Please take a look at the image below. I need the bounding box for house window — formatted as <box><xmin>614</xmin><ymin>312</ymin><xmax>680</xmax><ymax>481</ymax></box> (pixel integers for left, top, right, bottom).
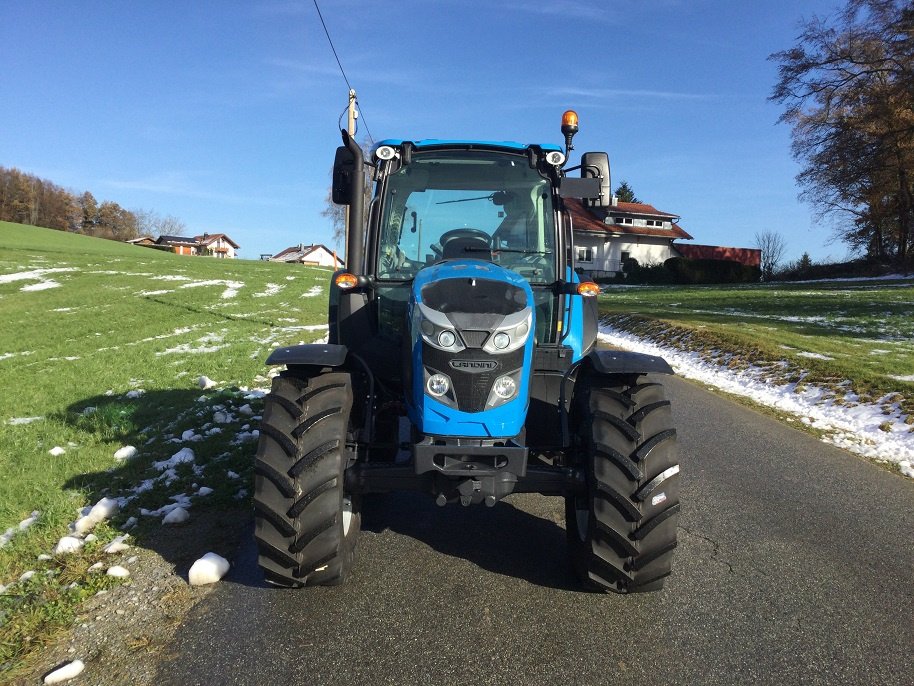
<box><xmin>619</xmin><ymin>217</ymin><xmax>633</xmax><ymax>225</ymax></box>
<box><xmin>576</xmin><ymin>247</ymin><xmax>593</xmax><ymax>263</ymax></box>
<box><xmin>621</xmin><ymin>251</ymin><xmax>630</xmax><ymax>262</ymax></box>
<box><xmin>645</xmin><ymin>219</ymin><xmax>667</xmax><ymax>228</ymax></box>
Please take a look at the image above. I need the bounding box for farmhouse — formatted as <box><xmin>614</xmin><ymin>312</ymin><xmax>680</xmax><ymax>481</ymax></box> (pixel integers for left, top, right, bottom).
<box><xmin>271</xmin><ymin>243</ymin><xmax>343</xmax><ymax>268</ymax></box>
<box><xmin>568</xmin><ymin>198</ymin><xmax>760</xmax><ymax>277</ymax></box>
<box><xmin>154</xmin><ymin>233</ymin><xmax>240</xmax><ymax>258</ymax></box>
<box><xmin>568</xmin><ymin>198</ymin><xmax>692</xmax><ymax>278</ymax></box>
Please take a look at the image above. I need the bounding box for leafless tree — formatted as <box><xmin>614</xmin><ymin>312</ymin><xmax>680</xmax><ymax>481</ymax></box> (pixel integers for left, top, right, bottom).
<box><xmin>755</xmin><ymin>231</ymin><xmax>788</xmax><ymax>280</ymax></box>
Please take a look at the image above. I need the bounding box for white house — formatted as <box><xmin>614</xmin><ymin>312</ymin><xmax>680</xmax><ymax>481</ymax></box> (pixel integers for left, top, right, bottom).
<box><xmin>153</xmin><ymin>232</ymin><xmax>240</xmax><ymax>258</ymax></box>
<box><xmin>567</xmin><ymin>198</ymin><xmax>693</xmax><ymax>278</ymax></box>
<box><xmin>194</xmin><ymin>233</ymin><xmax>240</xmax><ymax>258</ymax></box>
<box><xmin>271</xmin><ymin>243</ymin><xmax>343</xmax><ymax>268</ymax></box>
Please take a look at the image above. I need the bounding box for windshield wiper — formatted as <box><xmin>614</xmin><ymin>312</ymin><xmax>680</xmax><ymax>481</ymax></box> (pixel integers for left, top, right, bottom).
<box><xmin>435</xmin><ymin>194</ymin><xmax>494</xmax><ymax>205</ymax></box>
<box><xmin>493</xmin><ymin>248</ymin><xmax>554</xmax><ymax>255</ymax></box>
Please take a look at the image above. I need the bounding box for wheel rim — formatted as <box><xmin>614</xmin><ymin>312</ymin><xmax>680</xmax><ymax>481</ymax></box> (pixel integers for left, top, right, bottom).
<box><xmin>341</xmin><ymin>496</ymin><xmax>353</xmax><ymax>537</ymax></box>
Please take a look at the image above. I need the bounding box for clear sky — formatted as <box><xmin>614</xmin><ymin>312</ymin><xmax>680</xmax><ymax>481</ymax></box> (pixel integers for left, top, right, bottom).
<box><xmin>1</xmin><ymin>0</ymin><xmax>846</xmax><ymax>262</ymax></box>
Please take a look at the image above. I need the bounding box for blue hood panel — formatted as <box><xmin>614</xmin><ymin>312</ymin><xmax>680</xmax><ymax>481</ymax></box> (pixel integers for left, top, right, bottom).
<box><xmin>407</xmin><ymin>260</ymin><xmax>535</xmax><ymax>439</ymax></box>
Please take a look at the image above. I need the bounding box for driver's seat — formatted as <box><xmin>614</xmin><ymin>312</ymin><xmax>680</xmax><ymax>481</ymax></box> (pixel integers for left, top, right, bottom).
<box><xmin>442</xmin><ymin>236</ymin><xmax>491</xmax><ymax>260</ymax></box>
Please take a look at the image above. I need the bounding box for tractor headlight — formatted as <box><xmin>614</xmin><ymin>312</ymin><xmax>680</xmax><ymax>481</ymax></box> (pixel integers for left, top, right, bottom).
<box><xmin>415</xmin><ymin>304</ymin><xmax>465</xmax><ymax>352</ymax></box>
<box><xmin>482</xmin><ymin>311</ymin><xmax>533</xmax><ymax>354</ymax></box>
<box><xmin>492</xmin><ymin>375</ymin><xmax>516</xmax><ymax>399</ymax></box>
<box><xmin>427</xmin><ymin>373</ymin><xmax>450</xmax><ymax>397</ymax></box>
<box><xmin>438</xmin><ymin>330</ymin><xmax>456</xmax><ymax>348</ymax></box>
<box><xmin>485</xmin><ymin>370</ymin><xmax>522</xmax><ymax>409</ymax></box>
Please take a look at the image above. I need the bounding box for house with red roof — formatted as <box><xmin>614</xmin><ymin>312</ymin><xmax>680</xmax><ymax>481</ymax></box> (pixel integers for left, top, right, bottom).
<box><xmin>568</xmin><ymin>198</ymin><xmax>761</xmax><ymax>277</ymax></box>
<box><xmin>567</xmin><ymin>198</ymin><xmax>693</xmax><ymax>278</ymax></box>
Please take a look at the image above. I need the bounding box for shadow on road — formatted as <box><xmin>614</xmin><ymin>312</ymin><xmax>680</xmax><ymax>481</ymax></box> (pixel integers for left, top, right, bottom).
<box><xmin>360</xmin><ymin>491</ymin><xmax>583</xmax><ymax>591</ymax></box>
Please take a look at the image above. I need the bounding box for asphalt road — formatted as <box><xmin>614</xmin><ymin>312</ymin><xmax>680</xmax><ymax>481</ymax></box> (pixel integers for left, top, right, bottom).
<box><xmin>158</xmin><ymin>376</ymin><xmax>914</xmax><ymax>686</ymax></box>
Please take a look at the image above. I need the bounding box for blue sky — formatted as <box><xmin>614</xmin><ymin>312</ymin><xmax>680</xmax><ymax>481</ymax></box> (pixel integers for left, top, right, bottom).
<box><xmin>1</xmin><ymin>0</ymin><xmax>845</xmax><ymax>262</ymax></box>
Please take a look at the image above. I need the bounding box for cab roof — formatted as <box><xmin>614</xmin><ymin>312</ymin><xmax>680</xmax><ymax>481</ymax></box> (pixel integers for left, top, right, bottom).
<box><xmin>374</xmin><ymin>139</ymin><xmax>563</xmax><ymax>154</ymax></box>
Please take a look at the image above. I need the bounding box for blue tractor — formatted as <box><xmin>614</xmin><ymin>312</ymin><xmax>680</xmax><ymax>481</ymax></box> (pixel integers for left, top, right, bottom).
<box><xmin>254</xmin><ymin>112</ymin><xmax>680</xmax><ymax>592</ymax></box>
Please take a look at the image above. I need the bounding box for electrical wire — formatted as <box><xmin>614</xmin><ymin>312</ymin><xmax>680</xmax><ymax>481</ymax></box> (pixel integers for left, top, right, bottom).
<box><xmin>312</xmin><ymin>0</ymin><xmax>374</xmax><ymax>144</ymax></box>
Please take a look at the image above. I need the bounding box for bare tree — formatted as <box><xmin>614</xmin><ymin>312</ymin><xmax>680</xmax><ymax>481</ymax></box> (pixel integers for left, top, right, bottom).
<box><xmin>769</xmin><ymin>0</ymin><xmax>914</xmax><ymax>263</ymax></box>
<box><xmin>134</xmin><ymin>208</ymin><xmax>187</xmax><ymax>237</ymax></box>
<box><xmin>755</xmin><ymin>231</ymin><xmax>788</xmax><ymax>280</ymax></box>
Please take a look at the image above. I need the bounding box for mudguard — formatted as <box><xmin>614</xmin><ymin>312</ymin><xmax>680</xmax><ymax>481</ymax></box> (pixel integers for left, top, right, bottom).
<box><xmin>266</xmin><ymin>343</ymin><xmax>348</xmax><ymax>367</ymax></box>
<box><xmin>587</xmin><ymin>349</ymin><xmax>674</xmax><ymax>376</ymax></box>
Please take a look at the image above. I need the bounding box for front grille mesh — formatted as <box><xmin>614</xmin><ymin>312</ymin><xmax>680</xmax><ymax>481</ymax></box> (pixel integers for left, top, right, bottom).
<box><xmin>460</xmin><ymin>330</ymin><xmax>489</xmax><ymax>348</ymax></box>
<box><xmin>423</xmin><ymin>344</ymin><xmax>524</xmax><ymax>412</ymax></box>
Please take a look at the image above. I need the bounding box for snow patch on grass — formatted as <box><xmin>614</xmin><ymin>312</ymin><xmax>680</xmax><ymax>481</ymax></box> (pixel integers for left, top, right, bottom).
<box><xmin>598</xmin><ymin>322</ymin><xmax>914</xmax><ymax>477</ymax></box>
<box><xmin>302</xmin><ymin>285</ymin><xmax>323</xmax><ymax>298</ymax></box>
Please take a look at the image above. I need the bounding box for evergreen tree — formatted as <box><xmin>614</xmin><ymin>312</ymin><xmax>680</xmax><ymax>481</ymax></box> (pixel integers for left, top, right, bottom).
<box><xmin>614</xmin><ymin>180</ymin><xmax>640</xmax><ymax>203</ymax></box>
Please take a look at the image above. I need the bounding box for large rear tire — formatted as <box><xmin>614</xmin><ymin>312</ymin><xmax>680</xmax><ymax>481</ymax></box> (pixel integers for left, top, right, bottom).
<box><xmin>566</xmin><ymin>375</ymin><xmax>680</xmax><ymax>593</ymax></box>
<box><xmin>254</xmin><ymin>370</ymin><xmax>361</xmax><ymax>587</ymax></box>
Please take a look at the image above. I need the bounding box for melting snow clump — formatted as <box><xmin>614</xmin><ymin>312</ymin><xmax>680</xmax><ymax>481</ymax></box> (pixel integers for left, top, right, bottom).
<box><xmin>162</xmin><ymin>507</ymin><xmax>190</xmax><ymax>525</ymax></box>
<box><xmin>43</xmin><ymin>659</ymin><xmax>85</xmax><ymax>684</ymax></box>
<box><xmin>188</xmin><ymin>552</ymin><xmax>230</xmax><ymax>586</ymax></box>
<box><xmin>198</xmin><ymin>375</ymin><xmax>217</xmax><ymax>389</ymax></box>
<box><xmin>113</xmin><ymin>445</ymin><xmax>138</xmax><ymax>462</ymax></box>
<box><xmin>54</xmin><ymin>536</ymin><xmax>84</xmax><ymax>555</ymax></box>
<box><xmin>48</xmin><ymin>446</ymin><xmax>66</xmax><ymax>456</ymax></box>
<box><xmin>106</xmin><ymin>565</ymin><xmax>131</xmax><ymax>578</ymax></box>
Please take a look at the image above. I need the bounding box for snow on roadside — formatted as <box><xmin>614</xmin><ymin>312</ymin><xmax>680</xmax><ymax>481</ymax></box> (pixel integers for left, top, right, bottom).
<box><xmin>598</xmin><ymin>322</ymin><xmax>914</xmax><ymax>478</ymax></box>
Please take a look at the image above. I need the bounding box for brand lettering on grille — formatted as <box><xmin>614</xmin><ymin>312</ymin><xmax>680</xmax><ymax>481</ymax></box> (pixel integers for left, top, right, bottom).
<box><xmin>449</xmin><ymin>359</ymin><xmax>499</xmax><ymax>372</ymax></box>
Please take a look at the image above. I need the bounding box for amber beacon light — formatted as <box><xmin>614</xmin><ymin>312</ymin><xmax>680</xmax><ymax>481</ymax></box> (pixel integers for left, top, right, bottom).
<box><xmin>577</xmin><ymin>281</ymin><xmax>600</xmax><ymax>297</ymax></box>
<box><xmin>334</xmin><ymin>273</ymin><xmax>359</xmax><ymax>290</ymax></box>
<box><xmin>561</xmin><ymin>110</ymin><xmax>579</xmax><ymax>153</ymax></box>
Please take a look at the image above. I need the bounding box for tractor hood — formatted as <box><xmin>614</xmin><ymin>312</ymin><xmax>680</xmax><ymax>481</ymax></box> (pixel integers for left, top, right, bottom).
<box><xmin>407</xmin><ymin>260</ymin><xmax>536</xmax><ymax>438</ymax></box>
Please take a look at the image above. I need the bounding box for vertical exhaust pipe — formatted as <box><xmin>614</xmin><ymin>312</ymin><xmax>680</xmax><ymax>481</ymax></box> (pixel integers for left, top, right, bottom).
<box><xmin>341</xmin><ymin>129</ymin><xmax>365</xmax><ymax>274</ymax></box>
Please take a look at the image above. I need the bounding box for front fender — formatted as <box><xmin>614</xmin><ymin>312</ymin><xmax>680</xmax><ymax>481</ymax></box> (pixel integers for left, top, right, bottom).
<box><xmin>587</xmin><ymin>349</ymin><xmax>674</xmax><ymax>376</ymax></box>
<box><xmin>265</xmin><ymin>343</ymin><xmax>348</xmax><ymax>367</ymax></box>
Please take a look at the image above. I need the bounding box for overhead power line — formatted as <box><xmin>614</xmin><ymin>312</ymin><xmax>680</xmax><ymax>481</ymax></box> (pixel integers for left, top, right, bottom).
<box><xmin>312</xmin><ymin>0</ymin><xmax>374</xmax><ymax>144</ymax></box>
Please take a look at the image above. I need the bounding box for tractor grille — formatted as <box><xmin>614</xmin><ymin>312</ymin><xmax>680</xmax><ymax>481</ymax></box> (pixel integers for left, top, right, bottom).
<box><xmin>460</xmin><ymin>330</ymin><xmax>489</xmax><ymax>348</ymax></box>
<box><xmin>423</xmin><ymin>343</ymin><xmax>524</xmax><ymax>413</ymax></box>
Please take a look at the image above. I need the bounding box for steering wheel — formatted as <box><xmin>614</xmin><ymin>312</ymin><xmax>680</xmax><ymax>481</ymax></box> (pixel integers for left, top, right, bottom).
<box><xmin>439</xmin><ymin>228</ymin><xmax>492</xmax><ymax>248</ymax></box>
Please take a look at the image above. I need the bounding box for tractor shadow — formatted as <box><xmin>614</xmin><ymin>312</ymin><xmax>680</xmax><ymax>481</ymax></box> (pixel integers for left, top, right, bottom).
<box><xmin>60</xmin><ymin>388</ymin><xmax>256</xmax><ymax>584</ymax></box>
<box><xmin>360</xmin><ymin>491</ymin><xmax>582</xmax><ymax>591</ymax></box>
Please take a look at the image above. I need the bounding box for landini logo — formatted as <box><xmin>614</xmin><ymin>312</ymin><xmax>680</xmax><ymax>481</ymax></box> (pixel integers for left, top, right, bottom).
<box><xmin>449</xmin><ymin>359</ymin><xmax>498</xmax><ymax>372</ymax></box>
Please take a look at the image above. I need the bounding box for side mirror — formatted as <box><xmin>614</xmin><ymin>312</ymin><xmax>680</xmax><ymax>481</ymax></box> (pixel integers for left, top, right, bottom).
<box><xmin>332</xmin><ymin>145</ymin><xmax>356</xmax><ymax>205</ymax></box>
<box><xmin>581</xmin><ymin>152</ymin><xmax>611</xmax><ymax>208</ymax></box>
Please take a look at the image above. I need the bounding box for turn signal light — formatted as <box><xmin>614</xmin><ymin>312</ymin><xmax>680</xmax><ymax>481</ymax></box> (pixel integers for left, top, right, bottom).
<box><xmin>334</xmin><ymin>273</ymin><xmax>359</xmax><ymax>290</ymax></box>
<box><xmin>577</xmin><ymin>281</ymin><xmax>600</xmax><ymax>297</ymax></box>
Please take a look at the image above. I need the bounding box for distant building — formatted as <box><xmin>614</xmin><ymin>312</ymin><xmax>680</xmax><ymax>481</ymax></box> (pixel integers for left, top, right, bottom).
<box><xmin>271</xmin><ymin>244</ymin><xmax>342</xmax><ymax>269</ymax></box>
<box><xmin>126</xmin><ymin>235</ymin><xmax>157</xmax><ymax>246</ymax></box>
<box><xmin>672</xmin><ymin>243</ymin><xmax>761</xmax><ymax>267</ymax></box>
<box><xmin>568</xmin><ymin>198</ymin><xmax>759</xmax><ymax>277</ymax></box>
<box><xmin>153</xmin><ymin>233</ymin><xmax>240</xmax><ymax>258</ymax></box>
<box><xmin>567</xmin><ymin>198</ymin><xmax>692</xmax><ymax>278</ymax></box>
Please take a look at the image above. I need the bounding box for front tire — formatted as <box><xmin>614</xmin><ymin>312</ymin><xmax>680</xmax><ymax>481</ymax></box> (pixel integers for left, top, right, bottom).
<box><xmin>566</xmin><ymin>375</ymin><xmax>680</xmax><ymax>593</ymax></box>
<box><xmin>254</xmin><ymin>370</ymin><xmax>361</xmax><ymax>587</ymax></box>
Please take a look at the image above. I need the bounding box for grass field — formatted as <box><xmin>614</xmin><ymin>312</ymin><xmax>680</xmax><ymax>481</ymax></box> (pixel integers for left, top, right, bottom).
<box><xmin>0</xmin><ymin>221</ymin><xmax>332</xmax><ymax>670</ymax></box>
<box><xmin>598</xmin><ymin>279</ymin><xmax>914</xmax><ymax>420</ymax></box>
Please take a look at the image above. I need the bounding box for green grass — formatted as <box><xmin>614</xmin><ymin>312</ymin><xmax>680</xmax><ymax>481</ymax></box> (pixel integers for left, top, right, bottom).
<box><xmin>598</xmin><ymin>280</ymin><xmax>914</xmax><ymax>414</ymax></box>
<box><xmin>0</xmin><ymin>221</ymin><xmax>332</xmax><ymax>670</ymax></box>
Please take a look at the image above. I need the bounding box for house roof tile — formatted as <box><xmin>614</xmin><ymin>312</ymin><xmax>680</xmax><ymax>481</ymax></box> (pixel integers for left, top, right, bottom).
<box><xmin>566</xmin><ymin>199</ymin><xmax>693</xmax><ymax>239</ymax></box>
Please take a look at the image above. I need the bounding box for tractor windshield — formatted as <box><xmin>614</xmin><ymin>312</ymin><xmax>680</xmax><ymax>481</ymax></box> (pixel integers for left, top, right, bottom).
<box><xmin>377</xmin><ymin>150</ymin><xmax>556</xmax><ymax>284</ymax></box>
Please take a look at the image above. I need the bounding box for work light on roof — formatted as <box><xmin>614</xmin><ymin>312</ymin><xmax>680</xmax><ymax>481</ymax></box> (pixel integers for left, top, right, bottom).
<box><xmin>376</xmin><ymin>145</ymin><xmax>397</xmax><ymax>161</ymax></box>
<box><xmin>545</xmin><ymin>150</ymin><xmax>565</xmax><ymax>167</ymax></box>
